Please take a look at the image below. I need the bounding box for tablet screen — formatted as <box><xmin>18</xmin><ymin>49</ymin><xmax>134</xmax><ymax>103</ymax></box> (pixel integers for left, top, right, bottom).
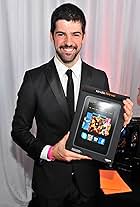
<box><xmin>73</xmin><ymin>96</ymin><xmax>121</xmax><ymax>155</ymax></box>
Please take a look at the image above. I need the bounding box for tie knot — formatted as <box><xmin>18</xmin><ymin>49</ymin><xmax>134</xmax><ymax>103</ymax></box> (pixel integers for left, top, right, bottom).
<box><xmin>66</xmin><ymin>69</ymin><xmax>72</xmax><ymax>78</ymax></box>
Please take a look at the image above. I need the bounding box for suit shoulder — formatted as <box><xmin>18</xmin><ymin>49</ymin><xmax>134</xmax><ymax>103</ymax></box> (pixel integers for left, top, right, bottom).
<box><xmin>24</xmin><ymin>59</ymin><xmax>54</xmax><ymax>79</ymax></box>
<box><xmin>82</xmin><ymin>61</ymin><xmax>107</xmax><ymax>76</ymax></box>
<box><xmin>26</xmin><ymin>62</ymin><xmax>48</xmax><ymax>76</ymax></box>
<box><xmin>82</xmin><ymin>61</ymin><xmax>109</xmax><ymax>90</ymax></box>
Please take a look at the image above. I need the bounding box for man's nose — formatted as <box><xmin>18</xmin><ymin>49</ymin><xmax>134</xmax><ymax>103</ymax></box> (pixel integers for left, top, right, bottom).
<box><xmin>64</xmin><ymin>35</ymin><xmax>73</xmax><ymax>46</ymax></box>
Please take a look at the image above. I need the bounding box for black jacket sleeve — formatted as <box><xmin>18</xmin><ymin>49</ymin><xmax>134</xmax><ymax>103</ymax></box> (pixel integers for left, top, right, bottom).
<box><xmin>11</xmin><ymin>71</ymin><xmax>45</xmax><ymax>160</ymax></box>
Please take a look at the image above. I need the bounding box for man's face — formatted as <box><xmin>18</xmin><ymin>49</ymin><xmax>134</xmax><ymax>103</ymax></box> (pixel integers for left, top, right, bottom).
<box><xmin>51</xmin><ymin>20</ymin><xmax>85</xmax><ymax>66</ymax></box>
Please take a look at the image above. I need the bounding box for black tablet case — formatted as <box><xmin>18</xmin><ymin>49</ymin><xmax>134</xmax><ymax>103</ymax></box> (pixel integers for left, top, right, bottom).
<box><xmin>66</xmin><ymin>85</ymin><xmax>129</xmax><ymax>165</ymax></box>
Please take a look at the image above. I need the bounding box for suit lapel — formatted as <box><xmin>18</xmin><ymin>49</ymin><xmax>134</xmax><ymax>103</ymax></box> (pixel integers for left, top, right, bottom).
<box><xmin>78</xmin><ymin>61</ymin><xmax>90</xmax><ymax>98</ymax></box>
<box><xmin>44</xmin><ymin>59</ymin><xmax>69</xmax><ymax>120</ymax></box>
<box><xmin>43</xmin><ymin>60</ymin><xmax>92</xmax><ymax>121</ymax></box>
<box><xmin>80</xmin><ymin>61</ymin><xmax>92</xmax><ymax>87</ymax></box>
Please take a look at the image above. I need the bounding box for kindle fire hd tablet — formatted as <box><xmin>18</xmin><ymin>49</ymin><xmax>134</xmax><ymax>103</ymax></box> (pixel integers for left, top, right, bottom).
<box><xmin>66</xmin><ymin>86</ymin><xmax>129</xmax><ymax>165</ymax></box>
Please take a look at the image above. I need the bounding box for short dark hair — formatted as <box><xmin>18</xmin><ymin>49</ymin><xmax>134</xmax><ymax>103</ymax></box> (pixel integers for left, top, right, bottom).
<box><xmin>50</xmin><ymin>3</ymin><xmax>86</xmax><ymax>34</ymax></box>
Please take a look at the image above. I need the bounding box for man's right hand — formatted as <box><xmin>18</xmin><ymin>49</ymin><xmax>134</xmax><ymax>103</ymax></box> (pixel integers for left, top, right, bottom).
<box><xmin>51</xmin><ymin>132</ymin><xmax>92</xmax><ymax>162</ymax></box>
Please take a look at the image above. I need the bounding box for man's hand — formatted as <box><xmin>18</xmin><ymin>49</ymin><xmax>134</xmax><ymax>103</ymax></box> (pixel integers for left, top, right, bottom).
<box><xmin>51</xmin><ymin>132</ymin><xmax>92</xmax><ymax>162</ymax></box>
<box><xmin>123</xmin><ymin>98</ymin><xmax>133</xmax><ymax>127</ymax></box>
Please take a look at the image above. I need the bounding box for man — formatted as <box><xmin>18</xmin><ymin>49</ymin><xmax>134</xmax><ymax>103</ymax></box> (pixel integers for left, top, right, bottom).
<box><xmin>11</xmin><ymin>3</ymin><xmax>133</xmax><ymax>207</ymax></box>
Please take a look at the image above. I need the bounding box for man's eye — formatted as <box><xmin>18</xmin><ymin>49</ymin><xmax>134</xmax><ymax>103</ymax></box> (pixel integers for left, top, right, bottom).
<box><xmin>57</xmin><ymin>33</ymin><xmax>64</xmax><ymax>36</ymax></box>
<box><xmin>73</xmin><ymin>33</ymin><xmax>81</xmax><ymax>37</ymax></box>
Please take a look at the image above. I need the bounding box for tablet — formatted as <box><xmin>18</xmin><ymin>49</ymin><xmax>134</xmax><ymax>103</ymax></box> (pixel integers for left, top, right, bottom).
<box><xmin>66</xmin><ymin>86</ymin><xmax>129</xmax><ymax>164</ymax></box>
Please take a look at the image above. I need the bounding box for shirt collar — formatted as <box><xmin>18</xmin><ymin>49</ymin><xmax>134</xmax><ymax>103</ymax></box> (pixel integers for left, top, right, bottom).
<box><xmin>54</xmin><ymin>56</ymin><xmax>82</xmax><ymax>79</ymax></box>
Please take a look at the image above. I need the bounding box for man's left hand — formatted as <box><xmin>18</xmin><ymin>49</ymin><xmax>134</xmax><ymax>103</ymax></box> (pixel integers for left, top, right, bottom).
<box><xmin>123</xmin><ymin>98</ymin><xmax>133</xmax><ymax>127</ymax></box>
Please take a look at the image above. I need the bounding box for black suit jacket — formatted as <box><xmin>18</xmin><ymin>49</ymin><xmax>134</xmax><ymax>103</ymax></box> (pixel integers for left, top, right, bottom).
<box><xmin>11</xmin><ymin>58</ymin><xmax>109</xmax><ymax>198</ymax></box>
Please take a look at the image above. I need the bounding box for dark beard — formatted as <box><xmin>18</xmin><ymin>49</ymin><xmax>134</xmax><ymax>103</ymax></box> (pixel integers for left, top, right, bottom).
<box><xmin>56</xmin><ymin>51</ymin><xmax>79</xmax><ymax>64</ymax></box>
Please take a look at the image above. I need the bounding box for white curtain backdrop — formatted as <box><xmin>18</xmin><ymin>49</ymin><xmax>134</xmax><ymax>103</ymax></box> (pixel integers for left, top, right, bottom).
<box><xmin>0</xmin><ymin>0</ymin><xmax>140</xmax><ymax>206</ymax></box>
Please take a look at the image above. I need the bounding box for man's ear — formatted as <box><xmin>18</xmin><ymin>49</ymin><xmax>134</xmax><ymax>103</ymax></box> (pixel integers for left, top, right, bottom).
<box><xmin>82</xmin><ymin>33</ymin><xmax>86</xmax><ymax>44</ymax></box>
<box><xmin>50</xmin><ymin>32</ymin><xmax>54</xmax><ymax>42</ymax></box>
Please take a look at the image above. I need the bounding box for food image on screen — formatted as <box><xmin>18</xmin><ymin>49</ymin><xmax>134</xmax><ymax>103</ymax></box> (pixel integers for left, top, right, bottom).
<box><xmin>82</xmin><ymin>112</ymin><xmax>111</xmax><ymax>136</ymax></box>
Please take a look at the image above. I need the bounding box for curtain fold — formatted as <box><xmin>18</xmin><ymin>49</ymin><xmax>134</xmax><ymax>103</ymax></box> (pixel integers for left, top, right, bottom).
<box><xmin>0</xmin><ymin>0</ymin><xmax>140</xmax><ymax>206</ymax></box>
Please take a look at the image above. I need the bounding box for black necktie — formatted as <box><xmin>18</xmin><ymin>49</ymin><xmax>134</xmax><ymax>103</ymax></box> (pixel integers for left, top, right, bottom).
<box><xmin>66</xmin><ymin>69</ymin><xmax>75</xmax><ymax>124</ymax></box>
